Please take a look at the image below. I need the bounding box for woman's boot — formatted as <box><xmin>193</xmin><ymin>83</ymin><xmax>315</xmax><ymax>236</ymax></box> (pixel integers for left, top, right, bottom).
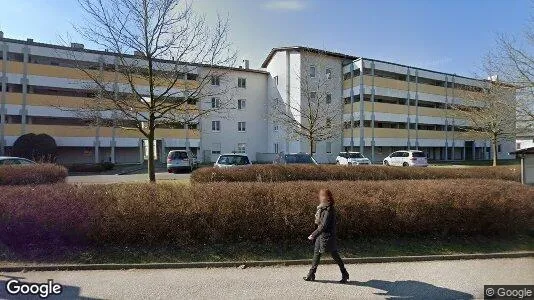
<box><xmin>339</xmin><ymin>269</ymin><xmax>349</xmax><ymax>283</ymax></box>
<box><xmin>303</xmin><ymin>269</ymin><xmax>316</xmax><ymax>281</ymax></box>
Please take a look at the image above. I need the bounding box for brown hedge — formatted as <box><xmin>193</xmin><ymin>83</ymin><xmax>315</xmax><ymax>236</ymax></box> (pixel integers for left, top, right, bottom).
<box><xmin>0</xmin><ymin>163</ymin><xmax>68</xmax><ymax>185</ymax></box>
<box><xmin>191</xmin><ymin>164</ymin><xmax>520</xmax><ymax>183</ymax></box>
<box><xmin>1</xmin><ymin>179</ymin><xmax>532</xmax><ymax>248</ymax></box>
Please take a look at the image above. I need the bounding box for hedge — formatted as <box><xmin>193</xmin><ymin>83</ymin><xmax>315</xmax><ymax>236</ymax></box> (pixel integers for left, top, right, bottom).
<box><xmin>1</xmin><ymin>179</ymin><xmax>532</xmax><ymax>248</ymax></box>
<box><xmin>191</xmin><ymin>164</ymin><xmax>521</xmax><ymax>183</ymax></box>
<box><xmin>0</xmin><ymin>163</ymin><xmax>68</xmax><ymax>185</ymax></box>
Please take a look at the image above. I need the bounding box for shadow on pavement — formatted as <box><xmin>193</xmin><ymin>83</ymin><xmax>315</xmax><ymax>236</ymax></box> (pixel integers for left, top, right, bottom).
<box><xmin>315</xmin><ymin>279</ymin><xmax>473</xmax><ymax>299</ymax></box>
<box><xmin>0</xmin><ymin>275</ymin><xmax>101</xmax><ymax>300</ymax></box>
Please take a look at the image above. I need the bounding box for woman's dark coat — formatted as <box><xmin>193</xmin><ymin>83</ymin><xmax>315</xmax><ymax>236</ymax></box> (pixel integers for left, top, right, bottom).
<box><xmin>311</xmin><ymin>205</ymin><xmax>338</xmax><ymax>253</ymax></box>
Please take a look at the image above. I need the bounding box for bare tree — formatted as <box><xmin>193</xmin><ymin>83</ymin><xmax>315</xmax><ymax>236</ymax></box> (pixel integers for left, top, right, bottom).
<box><xmin>486</xmin><ymin>22</ymin><xmax>534</xmax><ymax>132</ymax></box>
<box><xmin>451</xmin><ymin>79</ymin><xmax>517</xmax><ymax>166</ymax></box>
<box><xmin>65</xmin><ymin>0</ymin><xmax>236</xmax><ymax>182</ymax></box>
<box><xmin>269</xmin><ymin>54</ymin><xmax>341</xmax><ymax>156</ymax></box>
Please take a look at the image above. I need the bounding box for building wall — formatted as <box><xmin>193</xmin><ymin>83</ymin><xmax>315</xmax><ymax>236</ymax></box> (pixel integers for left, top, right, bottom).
<box><xmin>517</xmin><ymin>136</ymin><xmax>534</xmax><ymax>150</ymax></box>
<box><xmin>341</xmin><ymin>58</ymin><xmax>516</xmax><ymax>162</ymax></box>
<box><xmin>199</xmin><ymin>69</ymin><xmax>269</xmax><ymax>163</ymax></box>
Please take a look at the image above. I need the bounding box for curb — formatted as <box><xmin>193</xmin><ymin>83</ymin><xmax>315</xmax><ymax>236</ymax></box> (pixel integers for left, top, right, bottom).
<box><xmin>1</xmin><ymin>251</ymin><xmax>532</xmax><ymax>272</ymax></box>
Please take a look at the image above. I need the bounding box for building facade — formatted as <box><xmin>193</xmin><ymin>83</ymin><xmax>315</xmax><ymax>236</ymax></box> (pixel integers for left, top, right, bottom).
<box><xmin>0</xmin><ymin>34</ymin><xmax>515</xmax><ymax>164</ymax></box>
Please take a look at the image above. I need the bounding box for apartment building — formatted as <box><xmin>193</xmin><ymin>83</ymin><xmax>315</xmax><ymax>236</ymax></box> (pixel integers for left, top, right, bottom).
<box><xmin>263</xmin><ymin>47</ymin><xmax>516</xmax><ymax>163</ymax></box>
<box><xmin>0</xmin><ymin>33</ymin><xmax>268</xmax><ymax>164</ymax></box>
<box><xmin>0</xmin><ymin>33</ymin><xmax>515</xmax><ymax>164</ymax></box>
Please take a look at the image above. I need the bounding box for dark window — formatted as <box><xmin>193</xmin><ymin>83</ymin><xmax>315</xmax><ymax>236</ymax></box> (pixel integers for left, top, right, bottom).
<box><xmin>412</xmin><ymin>152</ymin><xmax>426</xmax><ymax>157</ymax></box>
<box><xmin>217</xmin><ymin>155</ymin><xmax>250</xmax><ymax>165</ymax></box>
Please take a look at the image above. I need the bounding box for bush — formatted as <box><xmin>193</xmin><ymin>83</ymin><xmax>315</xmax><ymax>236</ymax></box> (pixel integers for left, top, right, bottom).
<box><xmin>0</xmin><ymin>163</ymin><xmax>68</xmax><ymax>185</ymax></box>
<box><xmin>12</xmin><ymin>133</ymin><xmax>57</xmax><ymax>162</ymax></box>
<box><xmin>191</xmin><ymin>164</ymin><xmax>520</xmax><ymax>183</ymax></box>
<box><xmin>0</xmin><ymin>179</ymin><xmax>531</xmax><ymax>248</ymax></box>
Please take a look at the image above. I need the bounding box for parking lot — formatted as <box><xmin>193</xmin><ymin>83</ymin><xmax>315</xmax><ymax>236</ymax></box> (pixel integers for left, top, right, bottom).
<box><xmin>67</xmin><ymin>172</ymin><xmax>191</xmax><ymax>184</ymax></box>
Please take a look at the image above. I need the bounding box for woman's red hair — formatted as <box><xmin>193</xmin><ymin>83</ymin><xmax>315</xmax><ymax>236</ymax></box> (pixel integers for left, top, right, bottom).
<box><xmin>319</xmin><ymin>189</ymin><xmax>334</xmax><ymax>205</ymax></box>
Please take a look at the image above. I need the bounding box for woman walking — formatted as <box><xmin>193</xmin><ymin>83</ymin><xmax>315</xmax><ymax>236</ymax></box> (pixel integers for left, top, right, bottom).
<box><xmin>303</xmin><ymin>189</ymin><xmax>349</xmax><ymax>283</ymax></box>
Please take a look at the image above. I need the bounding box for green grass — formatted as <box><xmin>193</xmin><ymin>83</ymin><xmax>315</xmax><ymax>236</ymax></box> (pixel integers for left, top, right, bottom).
<box><xmin>1</xmin><ymin>235</ymin><xmax>532</xmax><ymax>266</ymax></box>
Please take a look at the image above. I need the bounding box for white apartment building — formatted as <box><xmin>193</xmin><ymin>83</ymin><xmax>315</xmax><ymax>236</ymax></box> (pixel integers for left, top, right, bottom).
<box><xmin>0</xmin><ymin>34</ymin><xmax>515</xmax><ymax>164</ymax></box>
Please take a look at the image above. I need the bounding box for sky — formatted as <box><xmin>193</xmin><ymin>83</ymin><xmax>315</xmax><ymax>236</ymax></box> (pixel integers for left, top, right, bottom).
<box><xmin>0</xmin><ymin>0</ymin><xmax>531</xmax><ymax>77</ymax></box>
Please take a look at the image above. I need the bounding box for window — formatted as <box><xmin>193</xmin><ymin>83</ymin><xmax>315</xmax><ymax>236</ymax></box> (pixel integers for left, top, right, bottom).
<box><xmin>326</xmin><ymin>93</ymin><xmax>332</xmax><ymax>104</ymax></box>
<box><xmin>309</xmin><ymin>65</ymin><xmax>316</xmax><ymax>78</ymax></box>
<box><xmin>498</xmin><ymin>144</ymin><xmax>502</xmax><ymax>153</ymax></box>
<box><xmin>274</xmin><ymin>76</ymin><xmax>279</xmax><ymax>86</ymax></box>
<box><xmin>237</xmin><ymin>143</ymin><xmax>247</xmax><ymax>153</ymax></box>
<box><xmin>238</xmin><ymin>121</ymin><xmax>246</xmax><ymax>132</ymax></box>
<box><xmin>211</xmin><ymin>143</ymin><xmax>221</xmax><ymax>155</ymax></box>
<box><xmin>211</xmin><ymin>76</ymin><xmax>220</xmax><ymax>86</ymax></box>
<box><xmin>238</xmin><ymin>77</ymin><xmax>247</xmax><ymax>88</ymax></box>
<box><xmin>326</xmin><ymin>68</ymin><xmax>332</xmax><ymax>79</ymax></box>
<box><xmin>309</xmin><ymin>91</ymin><xmax>317</xmax><ymax>100</ymax></box>
<box><xmin>326</xmin><ymin>142</ymin><xmax>332</xmax><ymax>153</ymax></box>
<box><xmin>274</xmin><ymin>143</ymin><xmax>279</xmax><ymax>154</ymax></box>
<box><xmin>273</xmin><ymin>124</ymin><xmax>279</xmax><ymax>131</ymax></box>
<box><xmin>326</xmin><ymin>118</ymin><xmax>331</xmax><ymax>128</ymax></box>
<box><xmin>211</xmin><ymin>121</ymin><xmax>221</xmax><ymax>132</ymax></box>
<box><xmin>238</xmin><ymin>99</ymin><xmax>246</xmax><ymax>110</ymax></box>
<box><xmin>211</xmin><ymin>98</ymin><xmax>220</xmax><ymax>109</ymax></box>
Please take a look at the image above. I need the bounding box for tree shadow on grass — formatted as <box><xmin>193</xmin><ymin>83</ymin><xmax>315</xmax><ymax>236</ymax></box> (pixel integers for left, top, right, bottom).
<box><xmin>0</xmin><ymin>274</ymin><xmax>102</xmax><ymax>299</ymax></box>
<box><xmin>315</xmin><ymin>279</ymin><xmax>473</xmax><ymax>299</ymax></box>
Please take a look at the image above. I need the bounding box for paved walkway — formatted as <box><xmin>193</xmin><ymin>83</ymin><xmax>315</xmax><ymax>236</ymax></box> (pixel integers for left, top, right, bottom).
<box><xmin>1</xmin><ymin>258</ymin><xmax>532</xmax><ymax>299</ymax></box>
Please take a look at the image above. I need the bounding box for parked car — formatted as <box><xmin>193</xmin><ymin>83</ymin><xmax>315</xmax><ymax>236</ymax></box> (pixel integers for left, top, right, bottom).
<box><xmin>383</xmin><ymin>150</ymin><xmax>428</xmax><ymax>167</ymax></box>
<box><xmin>167</xmin><ymin>150</ymin><xmax>198</xmax><ymax>173</ymax></box>
<box><xmin>214</xmin><ymin>153</ymin><xmax>252</xmax><ymax>168</ymax></box>
<box><xmin>0</xmin><ymin>157</ymin><xmax>36</xmax><ymax>165</ymax></box>
<box><xmin>336</xmin><ymin>152</ymin><xmax>371</xmax><ymax>165</ymax></box>
<box><xmin>273</xmin><ymin>153</ymin><xmax>318</xmax><ymax>165</ymax></box>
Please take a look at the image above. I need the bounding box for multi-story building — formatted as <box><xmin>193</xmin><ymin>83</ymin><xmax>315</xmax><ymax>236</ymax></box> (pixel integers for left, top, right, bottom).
<box><xmin>0</xmin><ymin>34</ymin><xmax>515</xmax><ymax>164</ymax></box>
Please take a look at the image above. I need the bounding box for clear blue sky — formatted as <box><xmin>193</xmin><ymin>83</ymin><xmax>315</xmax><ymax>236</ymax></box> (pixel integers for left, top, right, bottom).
<box><xmin>0</xmin><ymin>0</ymin><xmax>530</xmax><ymax>76</ymax></box>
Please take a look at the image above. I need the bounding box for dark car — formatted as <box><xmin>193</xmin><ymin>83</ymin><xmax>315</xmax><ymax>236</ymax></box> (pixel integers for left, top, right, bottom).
<box><xmin>273</xmin><ymin>153</ymin><xmax>318</xmax><ymax>165</ymax></box>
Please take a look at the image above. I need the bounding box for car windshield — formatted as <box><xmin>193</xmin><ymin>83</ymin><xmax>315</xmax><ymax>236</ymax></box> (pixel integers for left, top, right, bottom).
<box><xmin>348</xmin><ymin>153</ymin><xmax>364</xmax><ymax>158</ymax></box>
<box><xmin>169</xmin><ymin>152</ymin><xmax>188</xmax><ymax>160</ymax></box>
<box><xmin>411</xmin><ymin>152</ymin><xmax>426</xmax><ymax>158</ymax></box>
<box><xmin>217</xmin><ymin>155</ymin><xmax>250</xmax><ymax>165</ymax></box>
<box><xmin>284</xmin><ymin>154</ymin><xmax>315</xmax><ymax>164</ymax></box>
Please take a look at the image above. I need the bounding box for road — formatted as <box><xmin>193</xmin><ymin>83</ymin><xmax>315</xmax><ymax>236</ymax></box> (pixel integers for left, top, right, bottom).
<box><xmin>67</xmin><ymin>172</ymin><xmax>191</xmax><ymax>184</ymax></box>
<box><xmin>1</xmin><ymin>258</ymin><xmax>532</xmax><ymax>299</ymax></box>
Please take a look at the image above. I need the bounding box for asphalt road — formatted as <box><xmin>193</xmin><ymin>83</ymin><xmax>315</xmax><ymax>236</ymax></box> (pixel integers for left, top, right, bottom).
<box><xmin>1</xmin><ymin>258</ymin><xmax>532</xmax><ymax>299</ymax></box>
<box><xmin>67</xmin><ymin>172</ymin><xmax>191</xmax><ymax>184</ymax></box>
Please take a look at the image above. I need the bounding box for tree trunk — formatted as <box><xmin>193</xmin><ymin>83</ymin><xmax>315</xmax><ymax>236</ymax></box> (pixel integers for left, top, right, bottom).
<box><xmin>492</xmin><ymin>134</ymin><xmax>498</xmax><ymax>167</ymax></box>
<box><xmin>147</xmin><ymin>116</ymin><xmax>156</xmax><ymax>182</ymax></box>
<box><xmin>309</xmin><ymin>136</ymin><xmax>314</xmax><ymax>157</ymax></box>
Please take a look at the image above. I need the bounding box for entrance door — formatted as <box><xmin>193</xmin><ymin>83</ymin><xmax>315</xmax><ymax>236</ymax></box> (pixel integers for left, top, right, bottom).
<box><xmin>465</xmin><ymin>141</ymin><xmax>474</xmax><ymax>161</ymax></box>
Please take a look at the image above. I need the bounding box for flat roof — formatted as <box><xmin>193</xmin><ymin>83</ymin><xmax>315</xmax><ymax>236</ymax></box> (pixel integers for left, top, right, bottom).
<box><xmin>261</xmin><ymin>46</ymin><xmax>359</xmax><ymax>68</ymax></box>
<box><xmin>1</xmin><ymin>37</ymin><xmax>269</xmax><ymax>75</ymax></box>
<box><xmin>510</xmin><ymin>147</ymin><xmax>534</xmax><ymax>155</ymax></box>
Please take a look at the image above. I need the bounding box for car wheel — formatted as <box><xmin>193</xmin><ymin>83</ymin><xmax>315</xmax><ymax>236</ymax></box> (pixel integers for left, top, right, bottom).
<box><xmin>336</xmin><ymin>161</ymin><xmax>340</xmax><ymax>165</ymax></box>
<box><xmin>384</xmin><ymin>160</ymin><xmax>389</xmax><ymax>166</ymax></box>
<box><xmin>402</xmin><ymin>162</ymin><xmax>409</xmax><ymax>167</ymax></box>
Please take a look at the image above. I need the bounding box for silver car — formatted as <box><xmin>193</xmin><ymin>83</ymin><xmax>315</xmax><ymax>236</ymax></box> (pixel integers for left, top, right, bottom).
<box><xmin>167</xmin><ymin>150</ymin><xmax>197</xmax><ymax>173</ymax></box>
<box><xmin>214</xmin><ymin>153</ymin><xmax>252</xmax><ymax>168</ymax></box>
<box><xmin>0</xmin><ymin>157</ymin><xmax>36</xmax><ymax>165</ymax></box>
<box><xmin>336</xmin><ymin>152</ymin><xmax>371</xmax><ymax>165</ymax></box>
